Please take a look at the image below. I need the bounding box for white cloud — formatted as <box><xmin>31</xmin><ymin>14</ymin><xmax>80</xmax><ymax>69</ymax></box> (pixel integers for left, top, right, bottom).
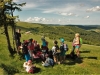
<box><xmin>22</xmin><ymin>3</ymin><xmax>37</xmax><ymax>9</ymax></box>
<box><xmin>68</xmin><ymin>13</ymin><xmax>75</xmax><ymax>16</ymax></box>
<box><xmin>25</xmin><ymin>17</ymin><xmax>33</xmax><ymax>22</ymax></box>
<box><xmin>85</xmin><ymin>16</ymin><xmax>90</xmax><ymax>18</ymax></box>
<box><xmin>60</xmin><ymin>13</ymin><xmax>68</xmax><ymax>16</ymax></box>
<box><xmin>42</xmin><ymin>10</ymin><xmax>54</xmax><ymax>13</ymax></box>
<box><xmin>58</xmin><ymin>12</ymin><xmax>76</xmax><ymax>16</ymax></box>
<box><xmin>42</xmin><ymin>4</ymin><xmax>79</xmax><ymax>14</ymax></box>
<box><xmin>13</xmin><ymin>0</ymin><xmax>19</xmax><ymax>2</ymax></box>
<box><xmin>86</xmin><ymin>6</ymin><xmax>100</xmax><ymax>12</ymax></box>
<box><xmin>58</xmin><ymin>19</ymin><xmax>61</xmax><ymax>22</ymax></box>
<box><xmin>25</xmin><ymin>17</ymin><xmax>48</xmax><ymax>23</ymax></box>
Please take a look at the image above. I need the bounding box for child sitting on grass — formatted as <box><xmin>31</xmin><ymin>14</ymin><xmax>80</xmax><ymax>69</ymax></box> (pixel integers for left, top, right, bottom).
<box><xmin>23</xmin><ymin>60</ymin><xmax>36</xmax><ymax>74</ymax></box>
<box><xmin>42</xmin><ymin>54</ymin><xmax>54</xmax><ymax>67</ymax></box>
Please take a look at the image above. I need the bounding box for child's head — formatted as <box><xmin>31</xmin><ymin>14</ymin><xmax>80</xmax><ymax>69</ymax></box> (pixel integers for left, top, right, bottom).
<box><xmin>45</xmin><ymin>54</ymin><xmax>49</xmax><ymax>58</ymax></box>
<box><xmin>53</xmin><ymin>40</ymin><xmax>58</xmax><ymax>45</ymax></box>
<box><xmin>29</xmin><ymin>38</ymin><xmax>33</xmax><ymax>43</ymax></box>
<box><xmin>27</xmin><ymin>60</ymin><xmax>32</xmax><ymax>66</ymax></box>
<box><xmin>75</xmin><ymin>33</ymin><xmax>80</xmax><ymax>37</ymax></box>
<box><xmin>17</xmin><ymin>29</ymin><xmax>21</xmax><ymax>33</ymax></box>
<box><xmin>41</xmin><ymin>36</ymin><xmax>45</xmax><ymax>41</ymax></box>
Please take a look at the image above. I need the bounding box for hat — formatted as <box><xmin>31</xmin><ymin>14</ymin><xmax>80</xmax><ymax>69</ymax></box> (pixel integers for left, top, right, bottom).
<box><xmin>60</xmin><ymin>38</ymin><xmax>64</xmax><ymax>43</ymax></box>
<box><xmin>28</xmin><ymin>60</ymin><xmax>32</xmax><ymax>63</ymax></box>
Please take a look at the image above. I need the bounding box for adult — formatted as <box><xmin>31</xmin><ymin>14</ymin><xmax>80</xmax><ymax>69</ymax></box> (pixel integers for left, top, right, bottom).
<box><xmin>15</xmin><ymin>29</ymin><xmax>21</xmax><ymax>52</ymax></box>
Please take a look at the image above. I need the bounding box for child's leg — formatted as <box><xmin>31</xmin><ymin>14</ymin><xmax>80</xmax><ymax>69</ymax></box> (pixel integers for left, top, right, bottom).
<box><xmin>53</xmin><ymin>55</ymin><xmax>56</xmax><ymax>63</ymax></box>
<box><xmin>25</xmin><ymin>53</ymin><xmax>30</xmax><ymax>62</ymax></box>
<box><xmin>72</xmin><ymin>46</ymin><xmax>75</xmax><ymax>51</ymax></box>
<box><xmin>75</xmin><ymin>45</ymin><xmax>80</xmax><ymax>57</ymax></box>
<box><xmin>76</xmin><ymin>49</ymin><xmax>80</xmax><ymax>57</ymax></box>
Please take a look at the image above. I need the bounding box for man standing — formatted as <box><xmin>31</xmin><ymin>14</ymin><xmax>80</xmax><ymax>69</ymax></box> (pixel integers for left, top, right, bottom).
<box><xmin>15</xmin><ymin>29</ymin><xmax>21</xmax><ymax>53</ymax></box>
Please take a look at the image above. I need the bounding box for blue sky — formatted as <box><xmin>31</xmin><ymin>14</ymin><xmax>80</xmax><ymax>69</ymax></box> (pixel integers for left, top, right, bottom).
<box><xmin>14</xmin><ymin>0</ymin><xmax>100</xmax><ymax>25</ymax></box>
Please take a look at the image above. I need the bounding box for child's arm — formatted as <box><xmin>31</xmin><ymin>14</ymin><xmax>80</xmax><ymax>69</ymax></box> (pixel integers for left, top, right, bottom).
<box><xmin>23</xmin><ymin>62</ymin><xmax>27</xmax><ymax>67</ymax></box>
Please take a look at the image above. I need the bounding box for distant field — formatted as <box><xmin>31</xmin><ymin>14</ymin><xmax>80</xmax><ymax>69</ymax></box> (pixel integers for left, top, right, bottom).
<box><xmin>0</xmin><ymin>23</ymin><xmax>100</xmax><ymax>75</ymax></box>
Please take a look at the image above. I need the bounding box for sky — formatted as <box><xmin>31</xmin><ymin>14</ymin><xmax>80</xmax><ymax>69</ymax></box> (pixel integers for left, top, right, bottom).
<box><xmin>13</xmin><ymin>0</ymin><xmax>100</xmax><ymax>25</ymax></box>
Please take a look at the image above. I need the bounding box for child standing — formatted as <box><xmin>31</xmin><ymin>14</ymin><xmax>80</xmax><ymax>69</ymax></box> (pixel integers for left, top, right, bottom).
<box><xmin>52</xmin><ymin>40</ymin><xmax>60</xmax><ymax>63</ymax></box>
<box><xmin>60</xmin><ymin>38</ymin><xmax>68</xmax><ymax>63</ymax></box>
<box><xmin>72</xmin><ymin>33</ymin><xmax>81</xmax><ymax>57</ymax></box>
<box><xmin>41</xmin><ymin>36</ymin><xmax>48</xmax><ymax>53</ymax></box>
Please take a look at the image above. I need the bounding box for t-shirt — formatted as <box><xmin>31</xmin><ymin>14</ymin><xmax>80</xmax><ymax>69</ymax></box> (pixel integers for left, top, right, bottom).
<box><xmin>15</xmin><ymin>32</ymin><xmax>21</xmax><ymax>41</ymax></box>
<box><xmin>28</xmin><ymin>42</ymin><xmax>34</xmax><ymax>50</ymax></box>
<box><xmin>22</xmin><ymin>43</ymin><xmax>28</xmax><ymax>54</ymax></box>
<box><xmin>52</xmin><ymin>45</ymin><xmax>59</xmax><ymax>55</ymax></box>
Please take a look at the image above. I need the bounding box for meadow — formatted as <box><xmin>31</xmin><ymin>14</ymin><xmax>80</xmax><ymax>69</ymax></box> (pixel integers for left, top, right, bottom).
<box><xmin>0</xmin><ymin>23</ymin><xmax>100</xmax><ymax>75</ymax></box>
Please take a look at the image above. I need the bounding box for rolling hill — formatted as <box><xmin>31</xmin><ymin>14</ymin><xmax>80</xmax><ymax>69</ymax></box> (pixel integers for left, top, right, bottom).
<box><xmin>0</xmin><ymin>22</ymin><xmax>100</xmax><ymax>75</ymax></box>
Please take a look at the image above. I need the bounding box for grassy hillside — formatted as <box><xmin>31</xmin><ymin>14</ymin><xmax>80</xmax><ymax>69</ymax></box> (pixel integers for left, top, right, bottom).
<box><xmin>0</xmin><ymin>22</ymin><xmax>100</xmax><ymax>75</ymax></box>
<box><xmin>16</xmin><ymin>22</ymin><xmax>100</xmax><ymax>46</ymax></box>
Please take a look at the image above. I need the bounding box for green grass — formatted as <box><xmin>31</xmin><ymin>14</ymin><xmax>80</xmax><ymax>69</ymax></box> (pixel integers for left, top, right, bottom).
<box><xmin>0</xmin><ymin>25</ymin><xmax>100</xmax><ymax>75</ymax></box>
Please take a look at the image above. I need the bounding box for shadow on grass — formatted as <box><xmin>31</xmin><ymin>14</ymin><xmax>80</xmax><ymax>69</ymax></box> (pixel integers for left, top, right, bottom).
<box><xmin>65</xmin><ymin>54</ymin><xmax>83</xmax><ymax>65</ymax></box>
<box><xmin>80</xmin><ymin>50</ymin><xmax>90</xmax><ymax>53</ymax></box>
<box><xmin>80</xmin><ymin>56</ymin><xmax>97</xmax><ymax>60</ymax></box>
<box><xmin>34</xmin><ymin>67</ymin><xmax>41</xmax><ymax>74</ymax></box>
<box><xmin>33</xmin><ymin>58</ymin><xmax>43</xmax><ymax>63</ymax></box>
<box><xmin>0</xmin><ymin>63</ymin><xmax>19</xmax><ymax>75</ymax></box>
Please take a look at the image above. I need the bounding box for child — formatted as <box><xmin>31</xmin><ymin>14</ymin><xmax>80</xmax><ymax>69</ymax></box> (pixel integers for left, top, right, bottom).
<box><xmin>72</xmin><ymin>33</ymin><xmax>81</xmax><ymax>57</ymax></box>
<box><xmin>22</xmin><ymin>40</ymin><xmax>30</xmax><ymax>62</ymax></box>
<box><xmin>23</xmin><ymin>60</ymin><xmax>36</xmax><ymax>74</ymax></box>
<box><xmin>52</xmin><ymin>40</ymin><xmax>60</xmax><ymax>63</ymax></box>
<box><xmin>41</xmin><ymin>36</ymin><xmax>48</xmax><ymax>53</ymax></box>
<box><xmin>28</xmin><ymin>38</ymin><xmax>34</xmax><ymax>60</ymax></box>
<box><xmin>42</xmin><ymin>54</ymin><xmax>54</xmax><ymax>67</ymax></box>
<box><xmin>60</xmin><ymin>38</ymin><xmax>68</xmax><ymax>63</ymax></box>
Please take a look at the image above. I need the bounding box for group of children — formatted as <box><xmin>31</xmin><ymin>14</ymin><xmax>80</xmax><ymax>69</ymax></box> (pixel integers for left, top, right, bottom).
<box><xmin>17</xmin><ymin>32</ymin><xmax>82</xmax><ymax>74</ymax></box>
<box><xmin>20</xmin><ymin>37</ymin><xmax>68</xmax><ymax>73</ymax></box>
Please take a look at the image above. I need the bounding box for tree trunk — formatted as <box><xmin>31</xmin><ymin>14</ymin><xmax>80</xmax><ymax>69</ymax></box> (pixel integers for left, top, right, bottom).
<box><xmin>11</xmin><ymin>4</ymin><xmax>17</xmax><ymax>52</ymax></box>
<box><xmin>3</xmin><ymin>9</ymin><xmax>14</xmax><ymax>55</ymax></box>
<box><xmin>4</xmin><ymin>23</ymin><xmax>13</xmax><ymax>55</ymax></box>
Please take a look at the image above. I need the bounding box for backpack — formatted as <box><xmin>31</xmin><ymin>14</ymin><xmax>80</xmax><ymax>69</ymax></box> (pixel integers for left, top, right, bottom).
<box><xmin>80</xmin><ymin>38</ymin><xmax>83</xmax><ymax>45</ymax></box>
<box><xmin>60</xmin><ymin>44</ymin><xmax>68</xmax><ymax>51</ymax></box>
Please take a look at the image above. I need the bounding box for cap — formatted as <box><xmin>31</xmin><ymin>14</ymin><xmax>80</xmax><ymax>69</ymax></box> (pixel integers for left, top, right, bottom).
<box><xmin>60</xmin><ymin>38</ymin><xmax>64</xmax><ymax>43</ymax></box>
